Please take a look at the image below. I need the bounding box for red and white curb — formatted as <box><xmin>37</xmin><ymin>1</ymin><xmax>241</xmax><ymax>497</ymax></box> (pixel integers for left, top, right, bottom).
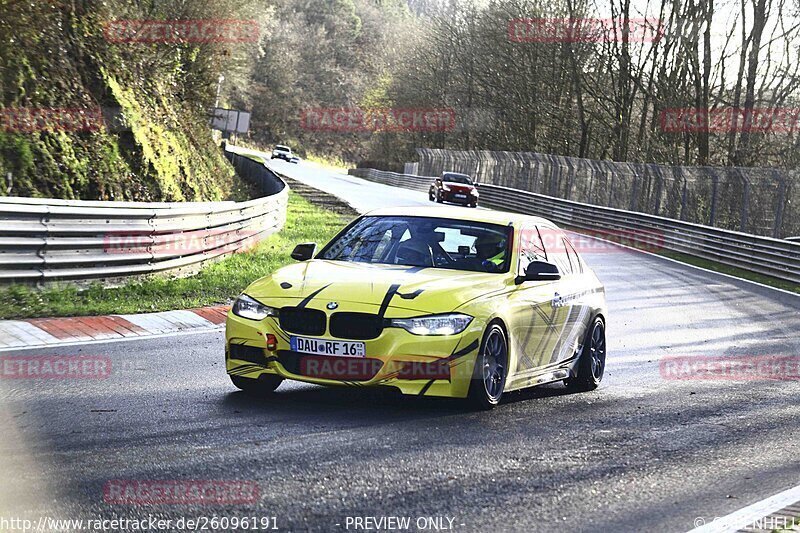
<box><xmin>0</xmin><ymin>306</ymin><xmax>229</xmax><ymax>351</ymax></box>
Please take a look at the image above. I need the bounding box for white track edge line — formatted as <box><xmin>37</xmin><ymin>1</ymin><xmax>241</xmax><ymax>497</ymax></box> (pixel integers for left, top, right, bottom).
<box><xmin>687</xmin><ymin>482</ymin><xmax>800</xmax><ymax>532</ymax></box>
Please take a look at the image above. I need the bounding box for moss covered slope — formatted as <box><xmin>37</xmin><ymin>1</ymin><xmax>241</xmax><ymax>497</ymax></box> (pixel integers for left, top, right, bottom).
<box><xmin>0</xmin><ymin>1</ymin><xmax>237</xmax><ymax>201</ymax></box>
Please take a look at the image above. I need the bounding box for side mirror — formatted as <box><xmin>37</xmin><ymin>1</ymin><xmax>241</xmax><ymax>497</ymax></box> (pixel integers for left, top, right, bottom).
<box><xmin>291</xmin><ymin>243</ymin><xmax>317</xmax><ymax>261</ymax></box>
<box><xmin>516</xmin><ymin>261</ymin><xmax>561</xmax><ymax>284</ymax></box>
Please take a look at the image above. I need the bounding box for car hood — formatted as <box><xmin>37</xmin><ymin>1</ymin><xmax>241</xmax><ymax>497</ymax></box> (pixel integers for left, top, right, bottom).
<box><xmin>245</xmin><ymin>260</ymin><xmax>509</xmax><ymax>313</ymax></box>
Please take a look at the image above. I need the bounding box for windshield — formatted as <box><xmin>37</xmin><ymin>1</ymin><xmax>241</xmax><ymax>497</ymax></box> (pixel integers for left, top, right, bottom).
<box><xmin>320</xmin><ymin>216</ymin><xmax>512</xmax><ymax>273</ymax></box>
<box><xmin>275</xmin><ymin>146</ymin><xmax>290</xmax><ymax>152</ymax></box>
<box><xmin>443</xmin><ymin>173</ymin><xmax>472</xmax><ymax>185</ymax></box>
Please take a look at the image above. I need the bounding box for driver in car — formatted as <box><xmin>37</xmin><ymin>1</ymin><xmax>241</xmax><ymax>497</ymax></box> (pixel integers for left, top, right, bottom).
<box><xmin>474</xmin><ymin>233</ymin><xmax>507</xmax><ymax>272</ymax></box>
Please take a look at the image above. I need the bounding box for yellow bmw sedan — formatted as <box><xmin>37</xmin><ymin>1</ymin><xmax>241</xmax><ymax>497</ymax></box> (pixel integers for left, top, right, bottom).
<box><xmin>225</xmin><ymin>206</ymin><xmax>606</xmax><ymax>409</ymax></box>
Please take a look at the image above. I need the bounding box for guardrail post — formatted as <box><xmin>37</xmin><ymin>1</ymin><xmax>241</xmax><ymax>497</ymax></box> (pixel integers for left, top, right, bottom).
<box><xmin>707</xmin><ymin>167</ymin><xmax>719</xmax><ymax>226</ymax></box>
<box><xmin>606</xmin><ymin>163</ymin><xmax>616</xmax><ymax>208</ymax></box>
<box><xmin>652</xmin><ymin>165</ymin><xmax>663</xmax><ymax>216</ymax></box>
<box><xmin>550</xmin><ymin>155</ymin><xmax>560</xmax><ymax>197</ymax></box>
<box><xmin>564</xmin><ymin>157</ymin><xmax>574</xmax><ymax>201</ymax></box>
<box><xmin>585</xmin><ymin>159</ymin><xmax>595</xmax><ymax>204</ymax></box>
<box><xmin>531</xmin><ymin>153</ymin><xmax>541</xmax><ymax>194</ymax></box>
<box><xmin>771</xmin><ymin>169</ymin><xmax>787</xmax><ymax>238</ymax></box>
<box><xmin>667</xmin><ymin>165</ymin><xmax>688</xmax><ymax>221</ymax></box>
<box><xmin>629</xmin><ymin>164</ymin><xmax>639</xmax><ymax>212</ymax></box>
<box><xmin>680</xmin><ymin>172</ymin><xmax>688</xmax><ymax>221</ymax></box>
<box><xmin>734</xmin><ymin>167</ymin><xmax>750</xmax><ymax>233</ymax></box>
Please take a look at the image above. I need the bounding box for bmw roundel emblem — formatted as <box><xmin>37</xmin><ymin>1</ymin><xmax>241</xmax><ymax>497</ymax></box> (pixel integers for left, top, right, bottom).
<box><xmin>327</xmin><ymin>302</ymin><xmax>339</xmax><ymax>310</ymax></box>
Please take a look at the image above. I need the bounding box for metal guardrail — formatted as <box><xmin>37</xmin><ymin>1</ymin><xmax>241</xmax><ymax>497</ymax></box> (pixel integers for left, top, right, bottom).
<box><xmin>349</xmin><ymin>168</ymin><xmax>800</xmax><ymax>285</ymax></box>
<box><xmin>0</xmin><ymin>149</ymin><xmax>288</xmax><ymax>284</ymax></box>
<box><xmin>414</xmin><ymin>148</ymin><xmax>799</xmax><ymax>239</ymax></box>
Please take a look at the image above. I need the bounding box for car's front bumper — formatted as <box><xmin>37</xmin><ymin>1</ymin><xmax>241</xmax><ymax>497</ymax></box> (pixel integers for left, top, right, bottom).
<box><xmin>225</xmin><ymin>310</ymin><xmax>483</xmax><ymax>398</ymax></box>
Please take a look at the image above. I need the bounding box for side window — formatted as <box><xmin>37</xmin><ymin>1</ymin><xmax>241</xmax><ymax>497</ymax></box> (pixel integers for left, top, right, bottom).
<box><xmin>518</xmin><ymin>224</ymin><xmax>547</xmax><ymax>275</ymax></box>
<box><xmin>544</xmin><ymin>230</ymin><xmax>573</xmax><ymax>275</ymax></box>
<box><xmin>564</xmin><ymin>238</ymin><xmax>583</xmax><ymax>274</ymax></box>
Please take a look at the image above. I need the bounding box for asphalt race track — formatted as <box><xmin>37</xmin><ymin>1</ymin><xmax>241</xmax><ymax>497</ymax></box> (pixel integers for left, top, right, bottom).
<box><xmin>2</xmin><ymin>157</ymin><xmax>799</xmax><ymax>532</ymax></box>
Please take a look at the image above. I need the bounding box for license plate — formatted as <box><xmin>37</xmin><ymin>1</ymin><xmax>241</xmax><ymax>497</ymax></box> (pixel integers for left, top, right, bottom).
<box><xmin>454</xmin><ymin>194</ymin><xmax>467</xmax><ymax>199</ymax></box>
<box><xmin>290</xmin><ymin>336</ymin><xmax>366</xmax><ymax>358</ymax></box>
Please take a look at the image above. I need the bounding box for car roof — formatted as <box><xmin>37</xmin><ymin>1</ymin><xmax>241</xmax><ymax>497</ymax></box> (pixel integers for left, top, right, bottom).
<box><xmin>363</xmin><ymin>206</ymin><xmax>557</xmax><ymax>228</ymax></box>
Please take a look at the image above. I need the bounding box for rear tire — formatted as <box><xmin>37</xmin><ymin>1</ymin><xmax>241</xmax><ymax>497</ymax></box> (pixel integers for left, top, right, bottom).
<box><xmin>565</xmin><ymin>317</ymin><xmax>606</xmax><ymax>392</ymax></box>
<box><xmin>230</xmin><ymin>374</ymin><xmax>283</xmax><ymax>396</ymax></box>
<box><xmin>467</xmin><ymin>324</ymin><xmax>508</xmax><ymax>410</ymax></box>
<box><xmin>429</xmin><ymin>190</ymin><xmax>435</xmax><ymax>201</ymax></box>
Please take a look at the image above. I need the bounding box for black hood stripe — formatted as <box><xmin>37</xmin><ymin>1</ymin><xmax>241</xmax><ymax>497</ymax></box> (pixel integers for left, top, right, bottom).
<box><xmin>378</xmin><ymin>283</ymin><xmax>402</xmax><ymax>319</ymax></box>
<box><xmin>398</xmin><ymin>289</ymin><xmax>425</xmax><ymax>300</ymax></box>
<box><xmin>297</xmin><ymin>284</ymin><xmax>332</xmax><ymax>309</ymax></box>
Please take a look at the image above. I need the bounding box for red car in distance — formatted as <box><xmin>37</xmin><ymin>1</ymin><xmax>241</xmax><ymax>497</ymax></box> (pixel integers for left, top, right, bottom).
<box><xmin>429</xmin><ymin>172</ymin><xmax>479</xmax><ymax>208</ymax></box>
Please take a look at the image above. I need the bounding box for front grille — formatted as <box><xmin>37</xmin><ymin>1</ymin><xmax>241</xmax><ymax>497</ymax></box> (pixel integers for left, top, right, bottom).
<box><xmin>279</xmin><ymin>307</ymin><xmax>326</xmax><ymax>336</ymax></box>
<box><xmin>329</xmin><ymin>312</ymin><xmax>384</xmax><ymax>340</ymax></box>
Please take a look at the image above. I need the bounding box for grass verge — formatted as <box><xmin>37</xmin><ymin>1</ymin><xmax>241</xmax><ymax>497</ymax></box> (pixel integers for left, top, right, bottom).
<box><xmin>303</xmin><ymin>153</ymin><xmax>353</xmax><ymax>173</ymax></box>
<box><xmin>0</xmin><ymin>192</ymin><xmax>348</xmax><ymax>319</ymax></box>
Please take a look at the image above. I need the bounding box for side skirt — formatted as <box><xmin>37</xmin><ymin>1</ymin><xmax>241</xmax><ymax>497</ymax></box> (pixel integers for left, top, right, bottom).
<box><xmin>505</xmin><ymin>354</ymin><xmax>580</xmax><ymax>392</ymax></box>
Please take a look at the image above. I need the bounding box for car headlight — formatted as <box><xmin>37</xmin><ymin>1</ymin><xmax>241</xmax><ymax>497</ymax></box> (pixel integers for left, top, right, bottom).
<box><xmin>388</xmin><ymin>313</ymin><xmax>473</xmax><ymax>336</ymax></box>
<box><xmin>232</xmin><ymin>294</ymin><xmax>278</xmax><ymax>321</ymax></box>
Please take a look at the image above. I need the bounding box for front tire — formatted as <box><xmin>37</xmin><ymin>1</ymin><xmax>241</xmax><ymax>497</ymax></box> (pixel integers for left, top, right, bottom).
<box><xmin>436</xmin><ymin>192</ymin><xmax>444</xmax><ymax>203</ymax></box>
<box><xmin>565</xmin><ymin>317</ymin><xmax>606</xmax><ymax>392</ymax></box>
<box><xmin>467</xmin><ymin>324</ymin><xmax>508</xmax><ymax>409</ymax></box>
<box><xmin>230</xmin><ymin>374</ymin><xmax>283</xmax><ymax>396</ymax></box>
